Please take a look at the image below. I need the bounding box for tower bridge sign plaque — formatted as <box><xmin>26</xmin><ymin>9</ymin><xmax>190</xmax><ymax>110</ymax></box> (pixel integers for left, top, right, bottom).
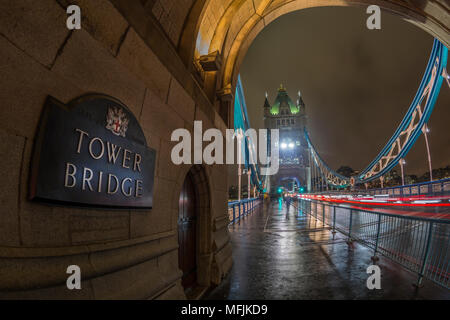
<box><xmin>30</xmin><ymin>94</ymin><xmax>156</xmax><ymax>209</ymax></box>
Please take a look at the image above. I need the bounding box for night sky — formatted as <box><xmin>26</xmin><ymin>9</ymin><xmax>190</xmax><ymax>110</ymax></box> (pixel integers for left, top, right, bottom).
<box><xmin>236</xmin><ymin>6</ymin><xmax>449</xmax><ymax>185</ymax></box>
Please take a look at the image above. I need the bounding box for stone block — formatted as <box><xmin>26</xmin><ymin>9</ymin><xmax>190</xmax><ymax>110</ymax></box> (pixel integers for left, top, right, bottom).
<box><xmin>197</xmin><ymin>253</ymin><xmax>213</xmax><ymax>286</ymax></box>
<box><xmin>117</xmin><ymin>28</ymin><xmax>172</xmax><ymax>101</ymax></box>
<box><xmin>213</xmin><ymin>227</ymin><xmax>230</xmax><ymax>252</ymax></box>
<box><xmin>0</xmin><ymin>0</ymin><xmax>69</xmax><ymax>67</ymax></box>
<box><xmin>157</xmin><ymin>249</ymin><xmax>182</xmax><ymax>284</ymax></box>
<box><xmin>130</xmin><ymin>177</ymin><xmax>174</xmax><ymax>238</ymax></box>
<box><xmin>157</xmin><ymin>139</ymin><xmax>184</xmax><ymax>182</ymax></box>
<box><xmin>19</xmin><ymin>143</ymin><xmax>71</xmax><ymax>247</ymax></box>
<box><xmin>167</xmin><ymin>79</ymin><xmax>195</xmax><ymax>123</ymax></box>
<box><xmin>0</xmin><ymin>35</ymin><xmax>83</xmax><ymax>139</ymax></box>
<box><xmin>52</xmin><ymin>29</ymin><xmax>146</xmax><ymax>118</ymax></box>
<box><xmin>58</xmin><ymin>0</ymin><xmax>129</xmax><ymax>55</ymax></box>
<box><xmin>0</xmin><ymin>281</ymin><xmax>93</xmax><ymax>299</ymax></box>
<box><xmin>90</xmin><ymin>257</ymin><xmax>172</xmax><ymax>299</ymax></box>
<box><xmin>210</xmin><ymin>165</ymin><xmax>228</xmax><ymax>193</ymax></box>
<box><xmin>19</xmin><ymin>205</ymin><xmax>71</xmax><ymax>247</ymax></box>
<box><xmin>155</xmin><ymin>280</ymin><xmax>186</xmax><ymax>300</ymax></box>
<box><xmin>195</xmin><ymin>104</ymin><xmax>215</xmax><ymax>131</ymax></box>
<box><xmin>214</xmin><ymin>110</ymin><xmax>228</xmax><ymax>136</ymax></box>
<box><xmin>0</xmin><ymin>251</ymin><xmax>93</xmax><ymax>291</ymax></box>
<box><xmin>0</xmin><ymin>129</ymin><xmax>24</xmax><ymax>246</ymax></box>
<box><xmin>69</xmin><ymin>213</ymin><xmax>130</xmax><ymax>244</ymax></box>
<box><xmin>140</xmin><ymin>89</ymin><xmax>185</xmax><ymax>144</ymax></box>
<box><xmin>87</xmin><ymin>234</ymin><xmax>178</xmax><ymax>278</ymax></box>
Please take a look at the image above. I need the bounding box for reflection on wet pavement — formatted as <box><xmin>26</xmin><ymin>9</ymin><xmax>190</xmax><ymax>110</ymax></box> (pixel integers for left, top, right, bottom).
<box><xmin>204</xmin><ymin>199</ymin><xmax>450</xmax><ymax>300</ymax></box>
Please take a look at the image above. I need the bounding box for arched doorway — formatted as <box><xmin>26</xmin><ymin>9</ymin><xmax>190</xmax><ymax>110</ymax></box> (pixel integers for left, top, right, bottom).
<box><xmin>177</xmin><ymin>165</ymin><xmax>213</xmax><ymax>293</ymax></box>
<box><xmin>178</xmin><ymin>171</ymin><xmax>197</xmax><ymax>289</ymax></box>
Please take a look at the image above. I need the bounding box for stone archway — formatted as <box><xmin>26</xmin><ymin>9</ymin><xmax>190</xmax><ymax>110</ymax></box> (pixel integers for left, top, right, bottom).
<box><xmin>174</xmin><ymin>0</ymin><xmax>449</xmax><ymax>125</ymax></box>
<box><xmin>113</xmin><ymin>1</ymin><xmax>449</xmax><ymax>128</ymax></box>
<box><xmin>217</xmin><ymin>0</ymin><xmax>450</xmax><ymax>93</ymax></box>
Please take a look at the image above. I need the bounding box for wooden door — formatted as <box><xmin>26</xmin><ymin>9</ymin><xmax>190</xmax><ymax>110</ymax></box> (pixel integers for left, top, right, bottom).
<box><xmin>178</xmin><ymin>173</ymin><xmax>197</xmax><ymax>289</ymax></box>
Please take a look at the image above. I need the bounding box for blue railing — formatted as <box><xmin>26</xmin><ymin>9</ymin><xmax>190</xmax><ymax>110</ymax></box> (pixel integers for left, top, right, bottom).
<box><xmin>297</xmin><ymin>197</ymin><xmax>449</xmax><ymax>289</ymax></box>
<box><xmin>228</xmin><ymin>197</ymin><xmax>262</xmax><ymax>224</ymax></box>
<box><xmin>366</xmin><ymin>178</ymin><xmax>450</xmax><ymax>197</ymax></box>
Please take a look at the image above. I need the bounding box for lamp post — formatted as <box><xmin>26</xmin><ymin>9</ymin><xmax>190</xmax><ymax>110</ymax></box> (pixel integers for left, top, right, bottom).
<box><xmin>400</xmin><ymin>159</ymin><xmax>406</xmax><ymax>186</ymax></box>
<box><xmin>443</xmin><ymin>68</ymin><xmax>450</xmax><ymax>88</ymax></box>
<box><xmin>247</xmin><ymin>169</ymin><xmax>251</xmax><ymax>200</ymax></box>
<box><xmin>313</xmin><ymin>158</ymin><xmax>317</xmax><ymax>192</ymax></box>
<box><xmin>422</xmin><ymin>124</ymin><xmax>433</xmax><ymax>182</ymax></box>
<box><xmin>238</xmin><ymin>166</ymin><xmax>242</xmax><ymax>202</ymax></box>
<box><xmin>237</xmin><ymin>129</ymin><xmax>243</xmax><ymax>202</ymax></box>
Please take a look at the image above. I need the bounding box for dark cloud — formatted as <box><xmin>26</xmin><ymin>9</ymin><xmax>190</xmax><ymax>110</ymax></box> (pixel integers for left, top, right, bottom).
<box><xmin>236</xmin><ymin>6</ymin><xmax>449</xmax><ymax>184</ymax></box>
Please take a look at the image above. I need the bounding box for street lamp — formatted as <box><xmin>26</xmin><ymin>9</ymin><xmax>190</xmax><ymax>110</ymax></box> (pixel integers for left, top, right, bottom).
<box><xmin>400</xmin><ymin>159</ymin><xmax>406</xmax><ymax>186</ymax></box>
<box><xmin>422</xmin><ymin>124</ymin><xmax>433</xmax><ymax>182</ymax></box>
<box><xmin>247</xmin><ymin>169</ymin><xmax>251</xmax><ymax>200</ymax></box>
<box><xmin>236</xmin><ymin>129</ymin><xmax>244</xmax><ymax>202</ymax></box>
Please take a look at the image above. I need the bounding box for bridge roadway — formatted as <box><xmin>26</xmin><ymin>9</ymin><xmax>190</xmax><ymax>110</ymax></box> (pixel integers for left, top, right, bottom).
<box><xmin>204</xmin><ymin>199</ymin><xmax>450</xmax><ymax>300</ymax></box>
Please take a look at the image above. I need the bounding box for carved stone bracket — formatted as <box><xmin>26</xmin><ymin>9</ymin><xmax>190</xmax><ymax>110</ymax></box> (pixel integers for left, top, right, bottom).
<box><xmin>198</xmin><ymin>50</ymin><xmax>223</xmax><ymax>72</ymax></box>
<box><xmin>217</xmin><ymin>84</ymin><xmax>234</xmax><ymax>128</ymax></box>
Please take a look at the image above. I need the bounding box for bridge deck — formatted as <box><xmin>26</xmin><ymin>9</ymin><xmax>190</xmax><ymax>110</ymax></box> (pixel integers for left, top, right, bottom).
<box><xmin>205</xmin><ymin>199</ymin><xmax>449</xmax><ymax>299</ymax></box>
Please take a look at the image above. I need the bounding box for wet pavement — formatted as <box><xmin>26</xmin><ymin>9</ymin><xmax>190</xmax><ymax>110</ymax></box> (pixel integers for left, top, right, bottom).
<box><xmin>204</xmin><ymin>199</ymin><xmax>450</xmax><ymax>300</ymax></box>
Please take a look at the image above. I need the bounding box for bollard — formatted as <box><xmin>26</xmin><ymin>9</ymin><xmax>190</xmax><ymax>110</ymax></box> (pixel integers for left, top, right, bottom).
<box><xmin>347</xmin><ymin>209</ymin><xmax>353</xmax><ymax>244</ymax></box>
<box><xmin>371</xmin><ymin>214</ymin><xmax>381</xmax><ymax>262</ymax></box>
<box><xmin>415</xmin><ymin>222</ymin><xmax>434</xmax><ymax>288</ymax></box>
<box><xmin>238</xmin><ymin>202</ymin><xmax>241</xmax><ymax>220</ymax></box>
<box><xmin>332</xmin><ymin>206</ymin><xmax>336</xmax><ymax>235</ymax></box>
<box><xmin>322</xmin><ymin>204</ymin><xmax>325</xmax><ymax>225</ymax></box>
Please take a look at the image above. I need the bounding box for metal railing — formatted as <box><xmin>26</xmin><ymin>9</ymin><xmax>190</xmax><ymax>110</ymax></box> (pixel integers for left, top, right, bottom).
<box><xmin>228</xmin><ymin>197</ymin><xmax>262</xmax><ymax>225</ymax></box>
<box><xmin>297</xmin><ymin>198</ymin><xmax>450</xmax><ymax>289</ymax></box>
<box><xmin>366</xmin><ymin>178</ymin><xmax>450</xmax><ymax>197</ymax></box>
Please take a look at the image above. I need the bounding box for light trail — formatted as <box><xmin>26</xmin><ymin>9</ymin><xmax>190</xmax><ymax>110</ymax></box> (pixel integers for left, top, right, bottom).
<box><xmin>298</xmin><ymin>194</ymin><xmax>450</xmax><ymax>208</ymax></box>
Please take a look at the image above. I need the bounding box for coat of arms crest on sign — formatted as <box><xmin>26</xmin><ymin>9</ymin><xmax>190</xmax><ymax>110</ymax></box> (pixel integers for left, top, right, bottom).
<box><xmin>106</xmin><ymin>107</ymin><xmax>129</xmax><ymax>137</ymax></box>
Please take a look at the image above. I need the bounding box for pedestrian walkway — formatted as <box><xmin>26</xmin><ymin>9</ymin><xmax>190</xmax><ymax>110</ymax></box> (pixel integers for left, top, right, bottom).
<box><xmin>205</xmin><ymin>199</ymin><xmax>450</xmax><ymax>299</ymax></box>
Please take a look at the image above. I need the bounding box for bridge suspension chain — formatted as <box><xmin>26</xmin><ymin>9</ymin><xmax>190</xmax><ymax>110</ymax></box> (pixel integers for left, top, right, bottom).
<box><xmin>305</xmin><ymin>129</ymin><xmax>350</xmax><ymax>189</ymax></box>
<box><xmin>357</xmin><ymin>39</ymin><xmax>448</xmax><ymax>184</ymax></box>
<box><xmin>304</xmin><ymin>39</ymin><xmax>448</xmax><ymax>190</ymax></box>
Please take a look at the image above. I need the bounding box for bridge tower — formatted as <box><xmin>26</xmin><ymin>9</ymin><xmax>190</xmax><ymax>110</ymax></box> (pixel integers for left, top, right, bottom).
<box><xmin>264</xmin><ymin>85</ymin><xmax>311</xmax><ymax>194</ymax></box>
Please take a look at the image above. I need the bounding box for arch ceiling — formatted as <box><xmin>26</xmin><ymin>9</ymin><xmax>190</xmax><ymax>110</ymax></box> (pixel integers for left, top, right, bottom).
<box><xmin>147</xmin><ymin>0</ymin><xmax>448</xmax><ymax>123</ymax></box>
<box><xmin>190</xmin><ymin>0</ymin><xmax>449</xmax><ymax>91</ymax></box>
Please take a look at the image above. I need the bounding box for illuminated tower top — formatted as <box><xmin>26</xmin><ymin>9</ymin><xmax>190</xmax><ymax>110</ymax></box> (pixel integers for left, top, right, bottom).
<box><xmin>263</xmin><ymin>85</ymin><xmax>307</xmax><ymax>130</ymax></box>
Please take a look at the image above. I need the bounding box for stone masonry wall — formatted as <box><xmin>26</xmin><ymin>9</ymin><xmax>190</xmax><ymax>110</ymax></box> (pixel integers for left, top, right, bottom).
<box><xmin>0</xmin><ymin>0</ymin><xmax>231</xmax><ymax>299</ymax></box>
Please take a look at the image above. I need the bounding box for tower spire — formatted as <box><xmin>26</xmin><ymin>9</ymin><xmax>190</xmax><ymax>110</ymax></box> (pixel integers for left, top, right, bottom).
<box><xmin>263</xmin><ymin>92</ymin><xmax>271</xmax><ymax>109</ymax></box>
